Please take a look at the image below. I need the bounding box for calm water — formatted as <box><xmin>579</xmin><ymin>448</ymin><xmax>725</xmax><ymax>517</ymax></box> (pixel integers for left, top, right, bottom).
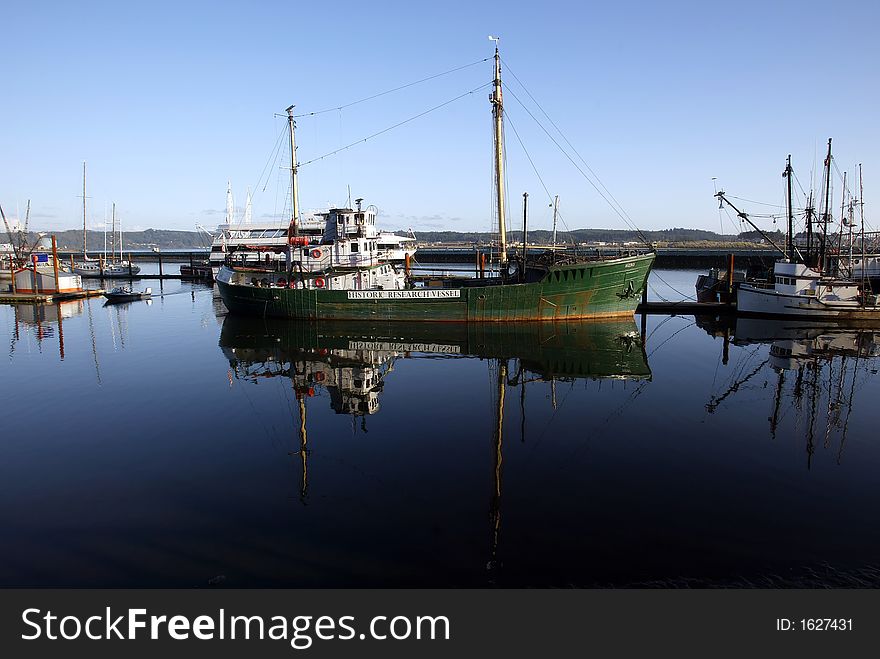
<box><xmin>2</xmin><ymin>270</ymin><xmax>879</xmax><ymax>587</ymax></box>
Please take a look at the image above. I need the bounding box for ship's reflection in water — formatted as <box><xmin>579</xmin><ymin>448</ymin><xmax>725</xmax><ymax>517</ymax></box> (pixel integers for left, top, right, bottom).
<box><xmin>5</xmin><ymin>286</ymin><xmax>880</xmax><ymax>588</ymax></box>
<box><xmin>220</xmin><ymin>317</ymin><xmax>652</xmax><ymax>418</ymax></box>
<box><xmin>219</xmin><ymin>317</ymin><xmax>651</xmax><ymax>582</ymax></box>
<box><xmin>699</xmin><ymin>316</ymin><xmax>880</xmax><ymax>469</ymax></box>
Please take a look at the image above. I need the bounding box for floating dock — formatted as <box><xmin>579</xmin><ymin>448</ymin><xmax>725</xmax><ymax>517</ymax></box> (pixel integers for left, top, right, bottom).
<box><xmin>0</xmin><ymin>289</ymin><xmax>105</xmax><ymax>304</ymax></box>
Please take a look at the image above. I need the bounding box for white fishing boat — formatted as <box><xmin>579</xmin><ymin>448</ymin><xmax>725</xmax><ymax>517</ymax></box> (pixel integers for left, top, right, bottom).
<box><xmin>735</xmin><ymin>261</ymin><xmax>880</xmax><ymax>319</ymax></box>
<box><xmin>717</xmin><ymin>144</ymin><xmax>880</xmax><ymax>320</ymax></box>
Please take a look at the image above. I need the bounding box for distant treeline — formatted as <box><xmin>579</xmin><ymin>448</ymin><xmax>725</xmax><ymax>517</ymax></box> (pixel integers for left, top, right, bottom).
<box><xmin>19</xmin><ymin>229</ymin><xmax>213</xmax><ymax>251</ymax></box>
<box><xmin>409</xmin><ymin>227</ymin><xmax>746</xmax><ymax>244</ymax></box>
<box><xmin>15</xmin><ymin>226</ymin><xmax>786</xmax><ymax>250</ymax></box>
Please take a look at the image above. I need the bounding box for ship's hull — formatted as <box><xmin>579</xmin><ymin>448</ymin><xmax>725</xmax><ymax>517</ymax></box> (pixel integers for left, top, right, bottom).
<box><xmin>217</xmin><ymin>253</ymin><xmax>654</xmax><ymax>322</ymax></box>
<box><xmin>737</xmin><ymin>284</ymin><xmax>880</xmax><ymax>320</ymax></box>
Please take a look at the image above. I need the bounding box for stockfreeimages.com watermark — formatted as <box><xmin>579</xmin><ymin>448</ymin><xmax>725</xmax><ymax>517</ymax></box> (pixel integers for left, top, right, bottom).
<box><xmin>22</xmin><ymin>608</ymin><xmax>450</xmax><ymax>650</ymax></box>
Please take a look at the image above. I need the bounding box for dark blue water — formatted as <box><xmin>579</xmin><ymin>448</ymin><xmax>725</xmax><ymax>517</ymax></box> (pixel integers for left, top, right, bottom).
<box><xmin>2</xmin><ymin>270</ymin><xmax>879</xmax><ymax>587</ymax></box>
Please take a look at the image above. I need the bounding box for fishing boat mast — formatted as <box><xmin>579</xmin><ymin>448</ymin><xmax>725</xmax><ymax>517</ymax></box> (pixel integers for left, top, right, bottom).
<box><xmin>490</xmin><ymin>40</ymin><xmax>507</xmax><ymax>264</ymax></box>
<box><xmin>552</xmin><ymin>195</ymin><xmax>559</xmax><ymax>249</ymax></box>
<box><xmin>859</xmin><ymin>164</ymin><xmax>866</xmax><ymax>292</ymax></box>
<box><xmin>783</xmin><ymin>155</ymin><xmax>794</xmax><ymax>261</ymax></box>
<box><xmin>286</xmin><ymin>105</ymin><xmax>300</xmax><ymax>239</ymax></box>
<box><xmin>819</xmin><ymin>138</ymin><xmax>833</xmax><ymax>273</ymax></box>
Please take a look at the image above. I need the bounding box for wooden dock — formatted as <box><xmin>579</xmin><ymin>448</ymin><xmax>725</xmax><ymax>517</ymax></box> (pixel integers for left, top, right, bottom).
<box><xmin>637</xmin><ymin>301</ymin><xmax>734</xmax><ymax>315</ymax></box>
<box><xmin>0</xmin><ymin>289</ymin><xmax>106</xmax><ymax>304</ymax></box>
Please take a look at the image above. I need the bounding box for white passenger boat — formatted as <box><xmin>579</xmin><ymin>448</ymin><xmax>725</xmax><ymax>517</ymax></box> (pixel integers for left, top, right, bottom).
<box><xmin>207</xmin><ymin>185</ymin><xmax>417</xmax><ymax>277</ymax></box>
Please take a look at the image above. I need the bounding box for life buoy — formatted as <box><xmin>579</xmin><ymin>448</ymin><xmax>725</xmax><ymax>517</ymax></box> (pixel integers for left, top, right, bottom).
<box><xmin>314</xmin><ymin>277</ymin><xmax>326</xmax><ymax>288</ymax></box>
<box><xmin>311</xmin><ymin>249</ymin><xmax>322</xmax><ymax>259</ymax></box>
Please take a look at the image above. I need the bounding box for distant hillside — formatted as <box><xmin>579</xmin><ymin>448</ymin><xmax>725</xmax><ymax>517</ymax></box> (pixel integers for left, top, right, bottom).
<box><xmin>21</xmin><ymin>229</ymin><xmax>210</xmax><ymax>251</ymax></box>
<box><xmin>408</xmin><ymin>227</ymin><xmax>744</xmax><ymax>245</ymax></box>
<box><xmin>14</xmin><ymin>226</ymin><xmax>779</xmax><ymax>251</ymax></box>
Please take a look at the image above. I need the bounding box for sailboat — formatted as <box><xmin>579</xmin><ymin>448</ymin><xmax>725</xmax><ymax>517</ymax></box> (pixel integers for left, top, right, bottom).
<box><xmin>74</xmin><ymin>166</ymin><xmax>141</xmax><ymax>278</ymax></box>
<box><xmin>717</xmin><ymin>142</ymin><xmax>880</xmax><ymax>319</ymax></box>
<box><xmin>216</xmin><ymin>46</ymin><xmax>655</xmax><ymax>321</ymax></box>
<box><xmin>99</xmin><ymin>203</ymin><xmax>141</xmax><ymax>278</ymax></box>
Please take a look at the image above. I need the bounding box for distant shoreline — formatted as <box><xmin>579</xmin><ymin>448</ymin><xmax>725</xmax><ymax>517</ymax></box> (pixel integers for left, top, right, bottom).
<box><xmin>17</xmin><ymin>226</ymin><xmax>785</xmax><ymax>251</ymax></box>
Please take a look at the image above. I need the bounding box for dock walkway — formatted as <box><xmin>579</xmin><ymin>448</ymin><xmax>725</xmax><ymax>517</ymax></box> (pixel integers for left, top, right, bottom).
<box><xmin>0</xmin><ymin>290</ymin><xmax>105</xmax><ymax>304</ymax></box>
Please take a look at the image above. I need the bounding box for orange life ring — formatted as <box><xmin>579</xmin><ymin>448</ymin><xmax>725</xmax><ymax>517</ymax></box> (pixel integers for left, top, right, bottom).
<box><xmin>314</xmin><ymin>277</ymin><xmax>326</xmax><ymax>288</ymax></box>
<box><xmin>311</xmin><ymin>249</ymin><xmax>322</xmax><ymax>259</ymax></box>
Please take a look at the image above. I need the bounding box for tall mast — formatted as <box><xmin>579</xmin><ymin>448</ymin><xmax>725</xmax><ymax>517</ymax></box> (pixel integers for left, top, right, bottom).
<box><xmin>836</xmin><ymin>171</ymin><xmax>847</xmax><ymax>274</ymax></box>
<box><xmin>244</xmin><ymin>186</ymin><xmax>253</xmax><ymax>225</ymax></box>
<box><xmin>112</xmin><ymin>203</ymin><xmax>117</xmax><ymax>260</ymax></box>
<box><xmin>552</xmin><ymin>195</ymin><xmax>559</xmax><ymax>248</ymax></box>
<box><xmin>859</xmin><ymin>163</ymin><xmax>866</xmax><ymax>292</ymax></box>
<box><xmin>784</xmin><ymin>155</ymin><xmax>794</xmax><ymax>261</ymax></box>
<box><xmin>82</xmin><ymin>161</ymin><xmax>87</xmax><ymax>259</ymax></box>
<box><xmin>118</xmin><ymin>205</ymin><xmax>123</xmax><ymax>258</ymax></box>
<box><xmin>490</xmin><ymin>41</ymin><xmax>507</xmax><ymax>264</ymax></box>
<box><xmin>806</xmin><ymin>192</ymin><xmax>814</xmax><ymax>265</ymax></box>
<box><xmin>820</xmin><ymin>138</ymin><xmax>832</xmax><ymax>272</ymax></box>
<box><xmin>286</xmin><ymin>105</ymin><xmax>300</xmax><ymax>239</ymax></box>
<box><xmin>225</xmin><ymin>180</ymin><xmax>234</xmax><ymax>224</ymax></box>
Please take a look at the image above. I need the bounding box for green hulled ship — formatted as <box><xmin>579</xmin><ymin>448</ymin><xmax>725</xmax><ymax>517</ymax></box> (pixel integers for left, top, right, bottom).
<box><xmin>217</xmin><ymin>250</ymin><xmax>653</xmax><ymax>321</ymax></box>
<box><xmin>217</xmin><ymin>46</ymin><xmax>655</xmax><ymax>322</ymax></box>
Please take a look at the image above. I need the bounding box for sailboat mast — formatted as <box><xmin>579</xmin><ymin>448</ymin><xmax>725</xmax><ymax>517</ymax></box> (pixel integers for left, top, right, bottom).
<box><xmin>82</xmin><ymin>161</ymin><xmax>87</xmax><ymax>259</ymax></box>
<box><xmin>490</xmin><ymin>45</ymin><xmax>507</xmax><ymax>264</ymax></box>
<box><xmin>784</xmin><ymin>155</ymin><xmax>794</xmax><ymax>261</ymax></box>
<box><xmin>820</xmin><ymin>138</ymin><xmax>832</xmax><ymax>272</ymax></box>
<box><xmin>111</xmin><ymin>202</ymin><xmax>116</xmax><ymax>261</ymax></box>
<box><xmin>286</xmin><ymin>105</ymin><xmax>300</xmax><ymax>239</ymax></box>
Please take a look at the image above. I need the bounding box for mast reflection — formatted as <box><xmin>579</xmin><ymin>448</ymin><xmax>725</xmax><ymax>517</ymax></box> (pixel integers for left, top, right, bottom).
<box><xmin>699</xmin><ymin>315</ymin><xmax>880</xmax><ymax>468</ymax></box>
<box><xmin>219</xmin><ymin>317</ymin><xmax>651</xmax><ymax>581</ymax></box>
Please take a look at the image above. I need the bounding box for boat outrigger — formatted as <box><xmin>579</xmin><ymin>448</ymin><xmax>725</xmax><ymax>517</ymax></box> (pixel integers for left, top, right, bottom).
<box><xmin>216</xmin><ymin>46</ymin><xmax>655</xmax><ymax>322</ymax></box>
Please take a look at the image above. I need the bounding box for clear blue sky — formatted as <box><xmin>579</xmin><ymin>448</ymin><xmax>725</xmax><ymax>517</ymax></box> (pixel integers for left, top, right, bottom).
<box><xmin>2</xmin><ymin>0</ymin><xmax>878</xmax><ymax>236</ymax></box>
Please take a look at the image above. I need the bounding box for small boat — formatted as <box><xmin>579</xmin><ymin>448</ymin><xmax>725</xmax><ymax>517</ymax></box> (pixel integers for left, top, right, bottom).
<box><xmin>695</xmin><ymin>265</ymin><xmax>748</xmax><ymax>303</ymax></box>
<box><xmin>103</xmin><ymin>286</ymin><xmax>152</xmax><ymax>303</ymax></box>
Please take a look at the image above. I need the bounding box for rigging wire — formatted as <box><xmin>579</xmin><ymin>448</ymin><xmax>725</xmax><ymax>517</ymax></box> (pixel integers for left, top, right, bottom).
<box><xmin>503</xmin><ymin>85</ymin><xmax>649</xmax><ymax>245</ymax></box>
<box><xmin>293</xmin><ymin>58</ymin><xmax>490</xmax><ymax>118</ymax></box>
<box><xmin>500</xmin><ymin>57</ymin><xmax>649</xmax><ymax>244</ymax></box>
<box><xmin>254</xmin><ymin>122</ymin><xmax>288</xmax><ymax>194</ymax></box>
<box><xmin>503</xmin><ymin>109</ymin><xmax>572</xmax><ymax>236</ymax></box>
<box><xmin>297</xmin><ymin>82</ymin><xmax>493</xmax><ymax>168</ymax></box>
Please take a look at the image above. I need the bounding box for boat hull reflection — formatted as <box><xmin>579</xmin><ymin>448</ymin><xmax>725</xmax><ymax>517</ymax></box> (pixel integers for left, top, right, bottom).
<box><xmin>219</xmin><ymin>317</ymin><xmax>652</xmax><ymax>389</ymax></box>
